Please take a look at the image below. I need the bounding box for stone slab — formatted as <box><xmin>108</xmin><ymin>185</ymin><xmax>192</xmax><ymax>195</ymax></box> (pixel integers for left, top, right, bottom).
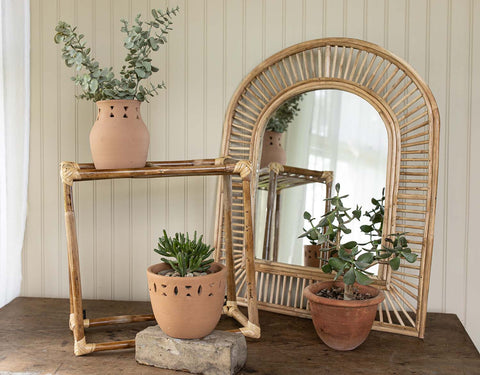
<box><xmin>135</xmin><ymin>326</ymin><xmax>247</xmax><ymax>375</ymax></box>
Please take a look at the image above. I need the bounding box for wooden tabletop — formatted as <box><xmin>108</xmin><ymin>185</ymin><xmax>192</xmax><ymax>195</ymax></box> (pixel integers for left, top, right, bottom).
<box><xmin>0</xmin><ymin>297</ymin><xmax>478</xmax><ymax>374</ymax></box>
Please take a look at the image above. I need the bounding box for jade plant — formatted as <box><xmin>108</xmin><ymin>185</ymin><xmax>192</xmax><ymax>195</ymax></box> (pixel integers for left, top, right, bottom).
<box><xmin>54</xmin><ymin>6</ymin><xmax>179</xmax><ymax>102</ymax></box>
<box><xmin>300</xmin><ymin>184</ymin><xmax>417</xmax><ymax>300</ymax></box>
<box><xmin>154</xmin><ymin>231</ymin><xmax>214</xmax><ymax>277</ymax></box>
<box><xmin>266</xmin><ymin>94</ymin><xmax>304</xmax><ymax>133</ymax></box>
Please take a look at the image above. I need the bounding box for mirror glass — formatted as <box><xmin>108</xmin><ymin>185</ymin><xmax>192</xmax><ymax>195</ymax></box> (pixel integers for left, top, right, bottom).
<box><xmin>255</xmin><ymin>89</ymin><xmax>388</xmax><ymax>270</ymax></box>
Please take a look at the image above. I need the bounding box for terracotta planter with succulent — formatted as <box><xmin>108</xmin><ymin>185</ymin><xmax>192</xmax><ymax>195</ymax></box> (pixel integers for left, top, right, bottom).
<box><xmin>303</xmin><ymin>184</ymin><xmax>418</xmax><ymax>350</ymax></box>
<box><xmin>147</xmin><ymin>231</ymin><xmax>226</xmax><ymax>339</ymax></box>
<box><xmin>54</xmin><ymin>7</ymin><xmax>179</xmax><ymax>169</ymax></box>
<box><xmin>260</xmin><ymin>94</ymin><xmax>303</xmax><ymax>168</ymax></box>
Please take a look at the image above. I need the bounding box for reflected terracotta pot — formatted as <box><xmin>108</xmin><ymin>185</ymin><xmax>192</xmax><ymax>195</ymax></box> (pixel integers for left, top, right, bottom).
<box><xmin>147</xmin><ymin>262</ymin><xmax>227</xmax><ymax>339</ymax></box>
<box><xmin>304</xmin><ymin>244</ymin><xmax>326</xmax><ymax>268</ymax></box>
<box><xmin>260</xmin><ymin>130</ymin><xmax>286</xmax><ymax>168</ymax></box>
<box><xmin>90</xmin><ymin>100</ymin><xmax>149</xmax><ymax>170</ymax></box>
<box><xmin>303</xmin><ymin>281</ymin><xmax>384</xmax><ymax>351</ymax></box>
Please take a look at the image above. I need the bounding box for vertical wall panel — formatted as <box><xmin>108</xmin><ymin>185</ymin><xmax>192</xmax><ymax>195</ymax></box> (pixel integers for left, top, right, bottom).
<box><xmin>445</xmin><ymin>0</ymin><xmax>470</xmax><ymax>322</ymax></box>
<box><xmin>204</xmin><ymin>0</ymin><xmax>224</xmax><ymax>246</ymax></box>
<box><xmin>186</xmin><ymin>0</ymin><xmax>206</xmax><ymax>237</ymax></box>
<box><xmin>167</xmin><ymin>0</ymin><xmax>186</xmax><ymax>235</ymax></box>
<box><xmin>428</xmin><ymin>0</ymin><xmax>449</xmax><ymax>313</ymax></box>
<box><xmin>324</xmin><ymin>0</ymin><xmax>344</xmax><ymax>37</ymax></box>
<box><xmin>111</xmin><ymin>0</ymin><xmax>131</xmax><ymax>301</ymax></box>
<box><xmin>23</xmin><ymin>0</ymin><xmax>479</xmax><ymax>349</ymax></box>
<box><xmin>366</xmin><ymin>0</ymin><xmax>385</xmax><ymax>46</ymax></box>
<box><xmin>149</xmin><ymin>1</ymin><xmax>169</xmax><ymax>266</ymax></box>
<box><xmin>23</xmin><ymin>0</ymin><xmax>43</xmax><ymax>296</ymax></box>
<box><xmin>466</xmin><ymin>0</ymin><xmax>479</xmax><ymax>350</ymax></box>
<box><xmin>93</xmin><ymin>0</ymin><xmax>113</xmax><ymax>300</ymax></box>
<box><xmin>58</xmin><ymin>0</ymin><xmax>76</xmax><ymax>299</ymax></box>
<box><xmin>305</xmin><ymin>0</ymin><xmax>324</xmax><ymax>40</ymax></box>
<box><xmin>264</xmin><ymin>0</ymin><xmax>283</xmax><ymax>56</ymax></box>
<box><xmin>345</xmin><ymin>0</ymin><xmax>365</xmax><ymax>39</ymax></box>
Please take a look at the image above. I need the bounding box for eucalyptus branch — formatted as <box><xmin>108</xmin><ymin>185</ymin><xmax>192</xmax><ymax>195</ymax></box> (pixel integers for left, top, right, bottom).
<box><xmin>54</xmin><ymin>6</ymin><xmax>179</xmax><ymax>102</ymax></box>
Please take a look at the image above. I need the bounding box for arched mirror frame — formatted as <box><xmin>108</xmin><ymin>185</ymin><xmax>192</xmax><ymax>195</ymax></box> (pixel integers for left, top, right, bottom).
<box><xmin>214</xmin><ymin>38</ymin><xmax>439</xmax><ymax>339</ymax></box>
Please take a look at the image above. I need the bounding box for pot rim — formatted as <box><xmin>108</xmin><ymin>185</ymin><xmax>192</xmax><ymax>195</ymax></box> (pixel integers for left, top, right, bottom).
<box><xmin>147</xmin><ymin>262</ymin><xmax>226</xmax><ymax>282</ymax></box>
<box><xmin>95</xmin><ymin>99</ymin><xmax>141</xmax><ymax>105</ymax></box>
<box><xmin>303</xmin><ymin>280</ymin><xmax>385</xmax><ymax>308</ymax></box>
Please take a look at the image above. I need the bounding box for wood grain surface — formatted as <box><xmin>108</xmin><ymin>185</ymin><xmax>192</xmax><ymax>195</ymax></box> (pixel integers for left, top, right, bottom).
<box><xmin>0</xmin><ymin>297</ymin><xmax>478</xmax><ymax>375</ymax></box>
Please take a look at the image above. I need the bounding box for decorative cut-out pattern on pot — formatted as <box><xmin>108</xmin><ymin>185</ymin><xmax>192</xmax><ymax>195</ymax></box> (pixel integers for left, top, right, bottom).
<box><xmin>147</xmin><ymin>262</ymin><xmax>227</xmax><ymax>339</ymax></box>
<box><xmin>90</xmin><ymin>99</ymin><xmax>149</xmax><ymax>170</ymax></box>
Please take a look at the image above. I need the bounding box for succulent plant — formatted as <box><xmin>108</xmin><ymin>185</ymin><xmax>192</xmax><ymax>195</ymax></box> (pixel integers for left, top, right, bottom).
<box><xmin>154</xmin><ymin>231</ymin><xmax>214</xmax><ymax>277</ymax></box>
<box><xmin>54</xmin><ymin>7</ymin><xmax>179</xmax><ymax>102</ymax></box>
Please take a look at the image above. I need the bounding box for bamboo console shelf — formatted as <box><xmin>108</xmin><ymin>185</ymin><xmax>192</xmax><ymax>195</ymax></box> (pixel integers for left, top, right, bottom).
<box><xmin>60</xmin><ymin>157</ymin><xmax>258</xmax><ymax>356</ymax></box>
<box><xmin>257</xmin><ymin>163</ymin><xmax>333</xmax><ymax>262</ymax></box>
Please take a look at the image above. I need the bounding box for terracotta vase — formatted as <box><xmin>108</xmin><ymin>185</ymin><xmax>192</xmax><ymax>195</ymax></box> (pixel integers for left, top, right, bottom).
<box><xmin>147</xmin><ymin>262</ymin><xmax>227</xmax><ymax>339</ymax></box>
<box><xmin>260</xmin><ymin>130</ymin><xmax>286</xmax><ymax>169</ymax></box>
<box><xmin>303</xmin><ymin>281</ymin><xmax>385</xmax><ymax>351</ymax></box>
<box><xmin>90</xmin><ymin>99</ymin><xmax>149</xmax><ymax>169</ymax></box>
<box><xmin>304</xmin><ymin>244</ymin><xmax>322</xmax><ymax>268</ymax></box>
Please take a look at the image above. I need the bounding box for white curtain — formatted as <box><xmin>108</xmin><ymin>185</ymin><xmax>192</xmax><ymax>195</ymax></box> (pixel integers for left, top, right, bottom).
<box><xmin>0</xmin><ymin>0</ymin><xmax>30</xmax><ymax>308</ymax></box>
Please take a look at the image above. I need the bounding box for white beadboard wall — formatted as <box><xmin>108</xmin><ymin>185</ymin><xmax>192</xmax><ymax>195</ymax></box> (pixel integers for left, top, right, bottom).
<box><xmin>23</xmin><ymin>0</ymin><xmax>480</xmax><ymax>348</ymax></box>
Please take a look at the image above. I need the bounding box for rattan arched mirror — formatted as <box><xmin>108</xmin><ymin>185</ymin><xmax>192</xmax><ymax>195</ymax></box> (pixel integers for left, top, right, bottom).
<box><xmin>214</xmin><ymin>38</ymin><xmax>439</xmax><ymax>338</ymax></box>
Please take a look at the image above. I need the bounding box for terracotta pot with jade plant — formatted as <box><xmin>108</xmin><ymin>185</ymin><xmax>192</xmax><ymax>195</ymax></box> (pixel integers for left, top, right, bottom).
<box><xmin>54</xmin><ymin>7</ymin><xmax>179</xmax><ymax>169</ymax></box>
<box><xmin>260</xmin><ymin>94</ymin><xmax>303</xmax><ymax>168</ymax></box>
<box><xmin>303</xmin><ymin>184</ymin><xmax>418</xmax><ymax>351</ymax></box>
<box><xmin>147</xmin><ymin>231</ymin><xmax>226</xmax><ymax>339</ymax></box>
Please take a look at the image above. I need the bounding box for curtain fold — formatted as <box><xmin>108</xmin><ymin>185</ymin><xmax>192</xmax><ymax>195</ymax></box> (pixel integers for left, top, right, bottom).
<box><xmin>0</xmin><ymin>0</ymin><xmax>30</xmax><ymax>308</ymax></box>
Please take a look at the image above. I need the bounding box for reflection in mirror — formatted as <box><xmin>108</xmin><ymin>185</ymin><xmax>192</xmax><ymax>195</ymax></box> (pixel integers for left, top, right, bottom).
<box><xmin>255</xmin><ymin>89</ymin><xmax>388</xmax><ymax>272</ymax></box>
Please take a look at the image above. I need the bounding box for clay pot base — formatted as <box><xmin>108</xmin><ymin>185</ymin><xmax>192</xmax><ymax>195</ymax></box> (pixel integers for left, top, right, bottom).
<box><xmin>304</xmin><ymin>281</ymin><xmax>385</xmax><ymax>351</ymax></box>
<box><xmin>147</xmin><ymin>262</ymin><xmax>227</xmax><ymax>339</ymax></box>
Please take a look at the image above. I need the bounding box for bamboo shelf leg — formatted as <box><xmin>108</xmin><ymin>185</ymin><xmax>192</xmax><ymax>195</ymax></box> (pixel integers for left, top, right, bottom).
<box><xmin>242</xmin><ymin>173</ymin><xmax>260</xmax><ymax>331</ymax></box>
<box><xmin>262</xmin><ymin>169</ymin><xmax>278</xmax><ymax>260</ymax></box>
<box><xmin>272</xmin><ymin>191</ymin><xmax>281</xmax><ymax>262</ymax></box>
<box><xmin>63</xmin><ymin>183</ymin><xmax>92</xmax><ymax>356</ymax></box>
<box><xmin>63</xmin><ymin>183</ymin><xmax>155</xmax><ymax>356</ymax></box>
<box><xmin>223</xmin><ymin>175</ymin><xmax>237</xmax><ymax>304</ymax></box>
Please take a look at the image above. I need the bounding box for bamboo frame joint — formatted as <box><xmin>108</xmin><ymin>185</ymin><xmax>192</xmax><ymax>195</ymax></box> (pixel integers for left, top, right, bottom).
<box><xmin>268</xmin><ymin>162</ymin><xmax>284</xmax><ymax>174</ymax></box>
<box><xmin>240</xmin><ymin>321</ymin><xmax>261</xmax><ymax>339</ymax></box>
<box><xmin>60</xmin><ymin>161</ymin><xmax>80</xmax><ymax>186</ymax></box>
<box><xmin>223</xmin><ymin>301</ymin><xmax>261</xmax><ymax>339</ymax></box>
<box><xmin>74</xmin><ymin>337</ymin><xmax>96</xmax><ymax>356</ymax></box>
<box><xmin>233</xmin><ymin>160</ymin><xmax>253</xmax><ymax>179</ymax></box>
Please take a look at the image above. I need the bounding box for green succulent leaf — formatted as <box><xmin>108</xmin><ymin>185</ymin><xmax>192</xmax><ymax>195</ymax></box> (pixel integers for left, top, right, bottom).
<box><xmin>403</xmin><ymin>252</ymin><xmax>418</xmax><ymax>263</ymax></box>
<box><xmin>328</xmin><ymin>257</ymin><xmax>346</xmax><ymax>272</ymax></box>
<box><xmin>343</xmin><ymin>241</ymin><xmax>358</xmax><ymax>250</ymax></box>
<box><xmin>389</xmin><ymin>256</ymin><xmax>401</xmax><ymax>270</ymax></box>
<box><xmin>343</xmin><ymin>267</ymin><xmax>355</xmax><ymax>285</ymax></box>
<box><xmin>322</xmin><ymin>263</ymin><xmax>333</xmax><ymax>274</ymax></box>
<box><xmin>354</xmin><ymin>269</ymin><xmax>373</xmax><ymax>285</ymax></box>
